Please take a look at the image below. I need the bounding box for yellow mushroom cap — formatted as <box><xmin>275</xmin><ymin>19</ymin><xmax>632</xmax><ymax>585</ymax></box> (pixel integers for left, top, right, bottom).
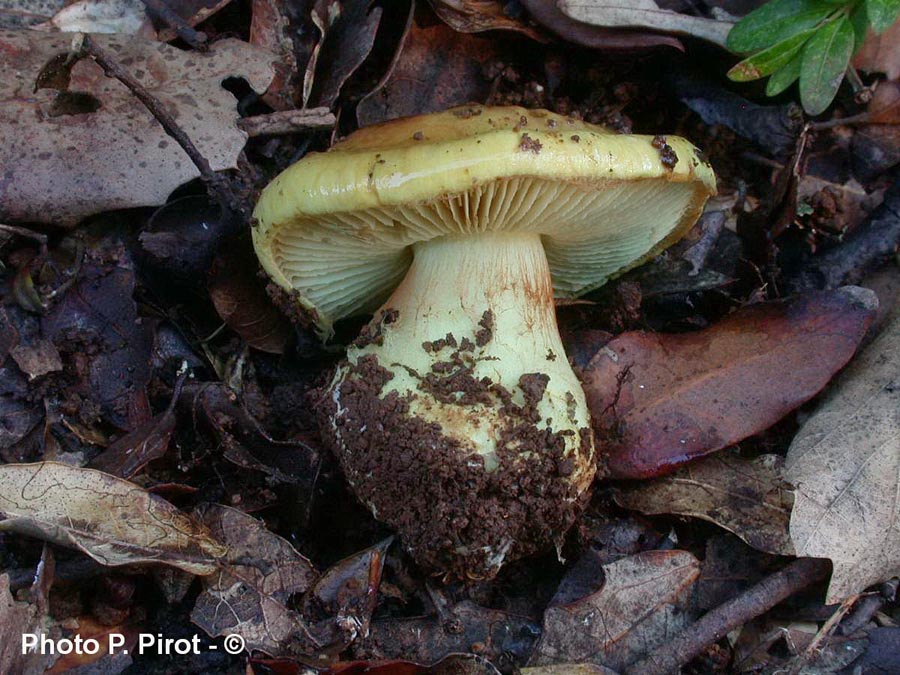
<box><xmin>252</xmin><ymin>105</ymin><xmax>717</xmax><ymax>335</ymax></box>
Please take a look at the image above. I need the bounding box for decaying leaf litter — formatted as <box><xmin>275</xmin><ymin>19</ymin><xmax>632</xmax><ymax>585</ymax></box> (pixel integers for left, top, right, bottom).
<box><xmin>0</xmin><ymin>0</ymin><xmax>898</xmax><ymax>673</ymax></box>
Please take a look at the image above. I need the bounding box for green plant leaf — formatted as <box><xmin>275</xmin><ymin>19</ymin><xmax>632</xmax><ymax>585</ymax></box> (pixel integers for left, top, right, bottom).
<box><xmin>850</xmin><ymin>3</ymin><xmax>872</xmax><ymax>52</ymax></box>
<box><xmin>728</xmin><ymin>29</ymin><xmax>815</xmax><ymax>81</ymax></box>
<box><xmin>866</xmin><ymin>0</ymin><xmax>900</xmax><ymax>32</ymax></box>
<box><xmin>766</xmin><ymin>52</ymin><xmax>804</xmax><ymax>95</ymax></box>
<box><xmin>800</xmin><ymin>15</ymin><xmax>855</xmax><ymax>115</ymax></box>
<box><xmin>727</xmin><ymin>0</ymin><xmax>834</xmax><ymax>53</ymax></box>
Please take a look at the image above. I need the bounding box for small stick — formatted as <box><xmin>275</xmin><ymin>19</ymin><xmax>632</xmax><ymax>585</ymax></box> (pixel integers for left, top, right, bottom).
<box><xmin>238</xmin><ymin>108</ymin><xmax>336</xmax><ymax>137</ymax></box>
<box><xmin>0</xmin><ymin>223</ymin><xmax>48</xmax><ymax>246</ymax></box>
<box><xmin>625</xmin><ymin>557</ymin><xmax>830</xmax><ymax>675</ymax></box>
<box><xmin>139</xmin><ymin>0</ymin><xmax>207</xmax><ymax>51</ymax></box>
<box><xmin>809</xmin><ymin>111</ymin><xmax>874</xmax><ymax>131</ymax></box>
<box><xmin>77</xmin><ymin>34</ymin><xmax>242</xmax><ymax>216</ymax></box>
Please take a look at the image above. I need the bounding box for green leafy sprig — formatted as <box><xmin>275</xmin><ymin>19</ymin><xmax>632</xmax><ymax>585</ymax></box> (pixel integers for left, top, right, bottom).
<box><xmin>726</xmin><ymin>0</ymin><xmax>900</xmax><ymax>115</ymax></box>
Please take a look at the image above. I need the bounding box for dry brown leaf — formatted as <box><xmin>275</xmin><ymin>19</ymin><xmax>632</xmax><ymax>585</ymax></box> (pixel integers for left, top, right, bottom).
<box><xmin>785</xmin><ymin>305</ymin><xmax>900</xmax><ymax>604</ymax></box>
<box><xmin>42</xmin><ymin>0</ymin><xmax>151</xmax><ymax>34</ymax></box>
<box><xmin>0</xmin><ymin>30</ymin><xmax>275</xmax><ymax>225</ymax></box>
<box><xmin>429</xmin><ymin>0</ymin><xmax>546</xmax><ymax>40</ymax></box>
<box><xmin>191</xmin><ymin>503</ymin><xmax>319</xmax><ymax>656</ymax></box>
<box><xmin>559</xmin><ymin>0</ymin><xmax>733</xmax><ymax>47</ymax></box>
<box><xmin>0</xmin><ymin>462</ymin><xmax>226</xmax><ymax>574</ymax></box>
<box><xmin>616</xmin><ymin>454</ymin><xmax>795</xmax><ymax>556</ymax></box>
<box><xmin>853</xmin><ymin>23</ymin><xmax>900</xmax><ymax>80</ymax></box>
<box><xmin>356</xmin><ymin>5</ymin><xmax>504</xmax><ymax>127</ymax></box>
<box><xmin>531</xmin><ymin>550</ymin><xmax>699</xmax><ymax>670</ymax></box>
<box><xmin>578</xmin><ymin>287</ymin><xmax>877</xmax><ymax>479</ymax></box>
<box><xmin>0</xmin><ymin>574</ymin><xmax>54</xmax><ymax>674</ymax></box>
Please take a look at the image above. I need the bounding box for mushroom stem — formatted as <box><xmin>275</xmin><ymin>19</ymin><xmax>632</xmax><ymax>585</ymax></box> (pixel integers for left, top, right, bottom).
<box><xmin>324</xmin><ymin>232</ymin><xmax>596</xmax><ymax>577</ymax></box>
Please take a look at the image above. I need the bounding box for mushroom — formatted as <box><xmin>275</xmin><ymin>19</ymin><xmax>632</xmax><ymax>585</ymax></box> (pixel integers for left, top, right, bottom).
<box><xmin>252</xmin><ymin>105</ymin><xmax>716</xmax><ymax>579</ymax></box>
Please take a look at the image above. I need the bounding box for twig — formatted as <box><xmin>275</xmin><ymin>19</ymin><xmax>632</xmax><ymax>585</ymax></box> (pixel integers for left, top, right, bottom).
<box><xmin>809</xmin><ymin>111</ymin><xmax>875</xmax><ymax>131</ymax></box>
<box><xmin>139</xmin><ymin>0</ymin><xmax>207</xmax><ymax>51</ymax></box>
<box><xmin>625</xmin><ymin>557</ymin><xmax>830</xmax><ymax>675</ymax></box>
<box><xmin>76</xmin><ymin>34</ymin><xmax>242</xmax><ymax>216</ymax></box>
<box><xmin>237</xmin><ymin>108</ymin><xmax>336</xmax><ymax>137</ymax></box>
<box><xmin>791</xmin><ymin>593</ymin><xmax>858</xmax><ymax>673</ymax></box>
<box><xmin>0</xmin><ymin>223</ymin><xmax>48</xmax><ymax>246</ymax></box>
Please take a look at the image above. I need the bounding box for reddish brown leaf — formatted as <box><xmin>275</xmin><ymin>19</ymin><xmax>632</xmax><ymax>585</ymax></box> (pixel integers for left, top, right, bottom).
<box><xmin>356</xmin><ymin>5</ymin><xmax>508</xmax><ymax>126</ymax></box>
<box><xmin>208</xmin><ymin>240</ymin><xmax>292</xmax><ymax>354</ymax></box>
<box><xmin>575</xmin><ymin>287</ymin><xmax>877</xmax><ymax>480</ymax></box>
<box><xmin>88</xmin><ymin>408</ymin><xmax>176</xmax><ymax>478</ymax></box>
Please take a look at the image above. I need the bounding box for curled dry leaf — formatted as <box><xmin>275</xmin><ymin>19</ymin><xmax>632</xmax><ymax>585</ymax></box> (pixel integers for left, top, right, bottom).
<box><xmin>785</xmin><ymin>304</ymin><xmax>900</xmax><ymax>604</ymax></box>
<box><xmin>191</xmin><ymin>503</ymin><xmax>319</xmax><ymax>656</ymax></box>
<box><xmin>0</xmin><ymin>462</ymin><xmax>226</xmax><ymax>574</ymax></box>
<box><xmin>519</xmin><ymin>0</ymin><xmax>683</xmax><ymax>50</ymax></box>
<box><xmin>306</xmin><ymin>537</ymin><xmax>392</xmax><ymax>648</ymax></box>
<box><xmin>559</xmin><ymin>0</ymin><xmax>733</xmax><ymax>47</ymax></box>
<box><xmin>429</xmin><ymin>0</ymin><xmax>546</xmax><ymax>40</ymax></box>
<box><xmin>308</xmin><ymin>0</ymin><xmax>382</xmax><ymax>109</ymax></box>
<box><xmin>356</xmin><ymin>6</ymin><xmax>503</xmax><ymax>127</ymax></box>
<box><xmin>0</xmin><ymin>30</ymin><xmax>275</xmax><ymax>226</ymax></box>
<box><xmin>579</xmin><ymin>287</ymin><xmax>877</xmax><ymax>480</ymax></box>
<box><xmin>87</xmin><ymin>406</ymin><xmax>176</xmax><ymax>478</ymax></box>
<box><xmin>615</xmin><ymin>454</ymin><xmax>795</xmax><ymax>556</ymax></box>
<box><xmin>531</xmin><ymin>550</ymin><xmax>700</xmax><ymax>671</ymax></box>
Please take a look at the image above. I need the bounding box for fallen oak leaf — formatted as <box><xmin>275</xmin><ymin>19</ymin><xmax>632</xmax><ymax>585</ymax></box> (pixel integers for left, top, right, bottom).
<box><xmin>574</xmin><ymin>287</ymin><xmax>877</xmax><ymax>479</ymax></box>
<box><xmin>191</xmin><ymin>503</ymin><xmax>319</xmax><ymax>656</ymax></box>
<box><xmin>0</xmin><ymin>462</ymin><xmax>226</xmax><ymax>575</ymax></box>
<box><xmin>0</xmin><ymin>30</ymin><xmax>275</xmax><ymax>226</ymax></box>
<box><xmin>615</xmin><ymin>454</ymin><xmax>795</xmax><ymax>556</ymax></box>
<box><xmin>429</xmin><ymin>0</ymin><xmax>547</xmax><ymax>40</ymax></box>
<box><xmin>785</xmin><ymin>302</ymin><xmax>900</xmax><ymax>604</ymax></box>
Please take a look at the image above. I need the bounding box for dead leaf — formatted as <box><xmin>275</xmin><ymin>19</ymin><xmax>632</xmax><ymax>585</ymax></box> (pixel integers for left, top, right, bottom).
<box><xmin>87</xmin><ymin>406</ymin><xmax>176</xmax><ymax>478</ymax></box>
<box><xmin>616</xmin><ymin>454</ymin><xmax>795</xmax><ymax>556</ymax></box>
<box><xmin>559</xmin><ymin>0</ymin><xmax>733</xmax><ymax>47</ymax></box>
<box><xmin>0</xmin><ymin>573</ymin><xmax>54</xmax><ymax>675</ymax></box>
<box><xmin>0</xmin><ymin>364</ymin><xmax>42</xmax><ymax>454</ymax></box>
<box><xmin>0</xmin><ymin>462</ymin><xmax>226</xmax><ymax>574</ymax></box>
<box><xmin>42</xmin><ymin>262</ymin><xmax>153</xmax><ymax>432</ymax></box>
<box><xmin>306</xmin><ymin>537</ymin><xmax>392</xmax><ymax>648</ymax></box>
<box><xmin>0</xmin><ymin>30</ymin><xmax>275</xmax><ymax>226</ymax></box>
<box><xmin>0</xmin><ymin>0</ymin><xmax>66</xmax><ymax>29</ymax></box>
<box><xmin>429</xmin><ymin>0</ymin><xmax>545</xmax><ymax>40</ymax></box>
<box><xmin>191</xmin><ymin>503</ymin><xmax>319</xmax><ymax>656</ymax></box>
<box><xmin>208</xmin><ymin>238</ymin><xmax>292</xmax><ymax>354</ymax></box>
<box><xmin>785</xmin><ymin>302</ymin><xmax>900</xmax><ymax>604</ymax></box>
<box><xmin>309</xmin><ymin>0</ymin><xmax>382</xmax><ymax>109</ymax></box>
<box><xmin>531</xmin><ymin>550</ymin><xmax>699</xmax><ymax>670</ymax></box>
<box><xmin>9</xmin><ymin>339</ymin><xmax>62</xmax><ymax>380</ymax></box>
<box><xmin>42</xmin><ymin>0</ymin><xmax>151</xmax><ymax>34</ymax></box>
<box><xmin>519</xmin><ymin>0</ymin><xmax>683</xmax><ymax>50</ymax></box>
<box><xmin>578</xmin><ymin>287</ymin><xmax>877</xmax><ymax>479</ymax></box>
<box><xmin>853</xmin><ymin>23</ymin><xmax>900</xmax><ymax>80</ymax></box>
<box><xmin>154</xmin><ymin>0</ymin><xmax>236</xmax><ymax>42</ymax></box>
<box><xmin>356</xmin><ymin>6</ymin><xmax>505</xmax><ymax>126</ymax></box>
<box><xmin>45</xmin><ymin>615</ymin><xmax>140</xmax><ymax>674</ymax></box>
